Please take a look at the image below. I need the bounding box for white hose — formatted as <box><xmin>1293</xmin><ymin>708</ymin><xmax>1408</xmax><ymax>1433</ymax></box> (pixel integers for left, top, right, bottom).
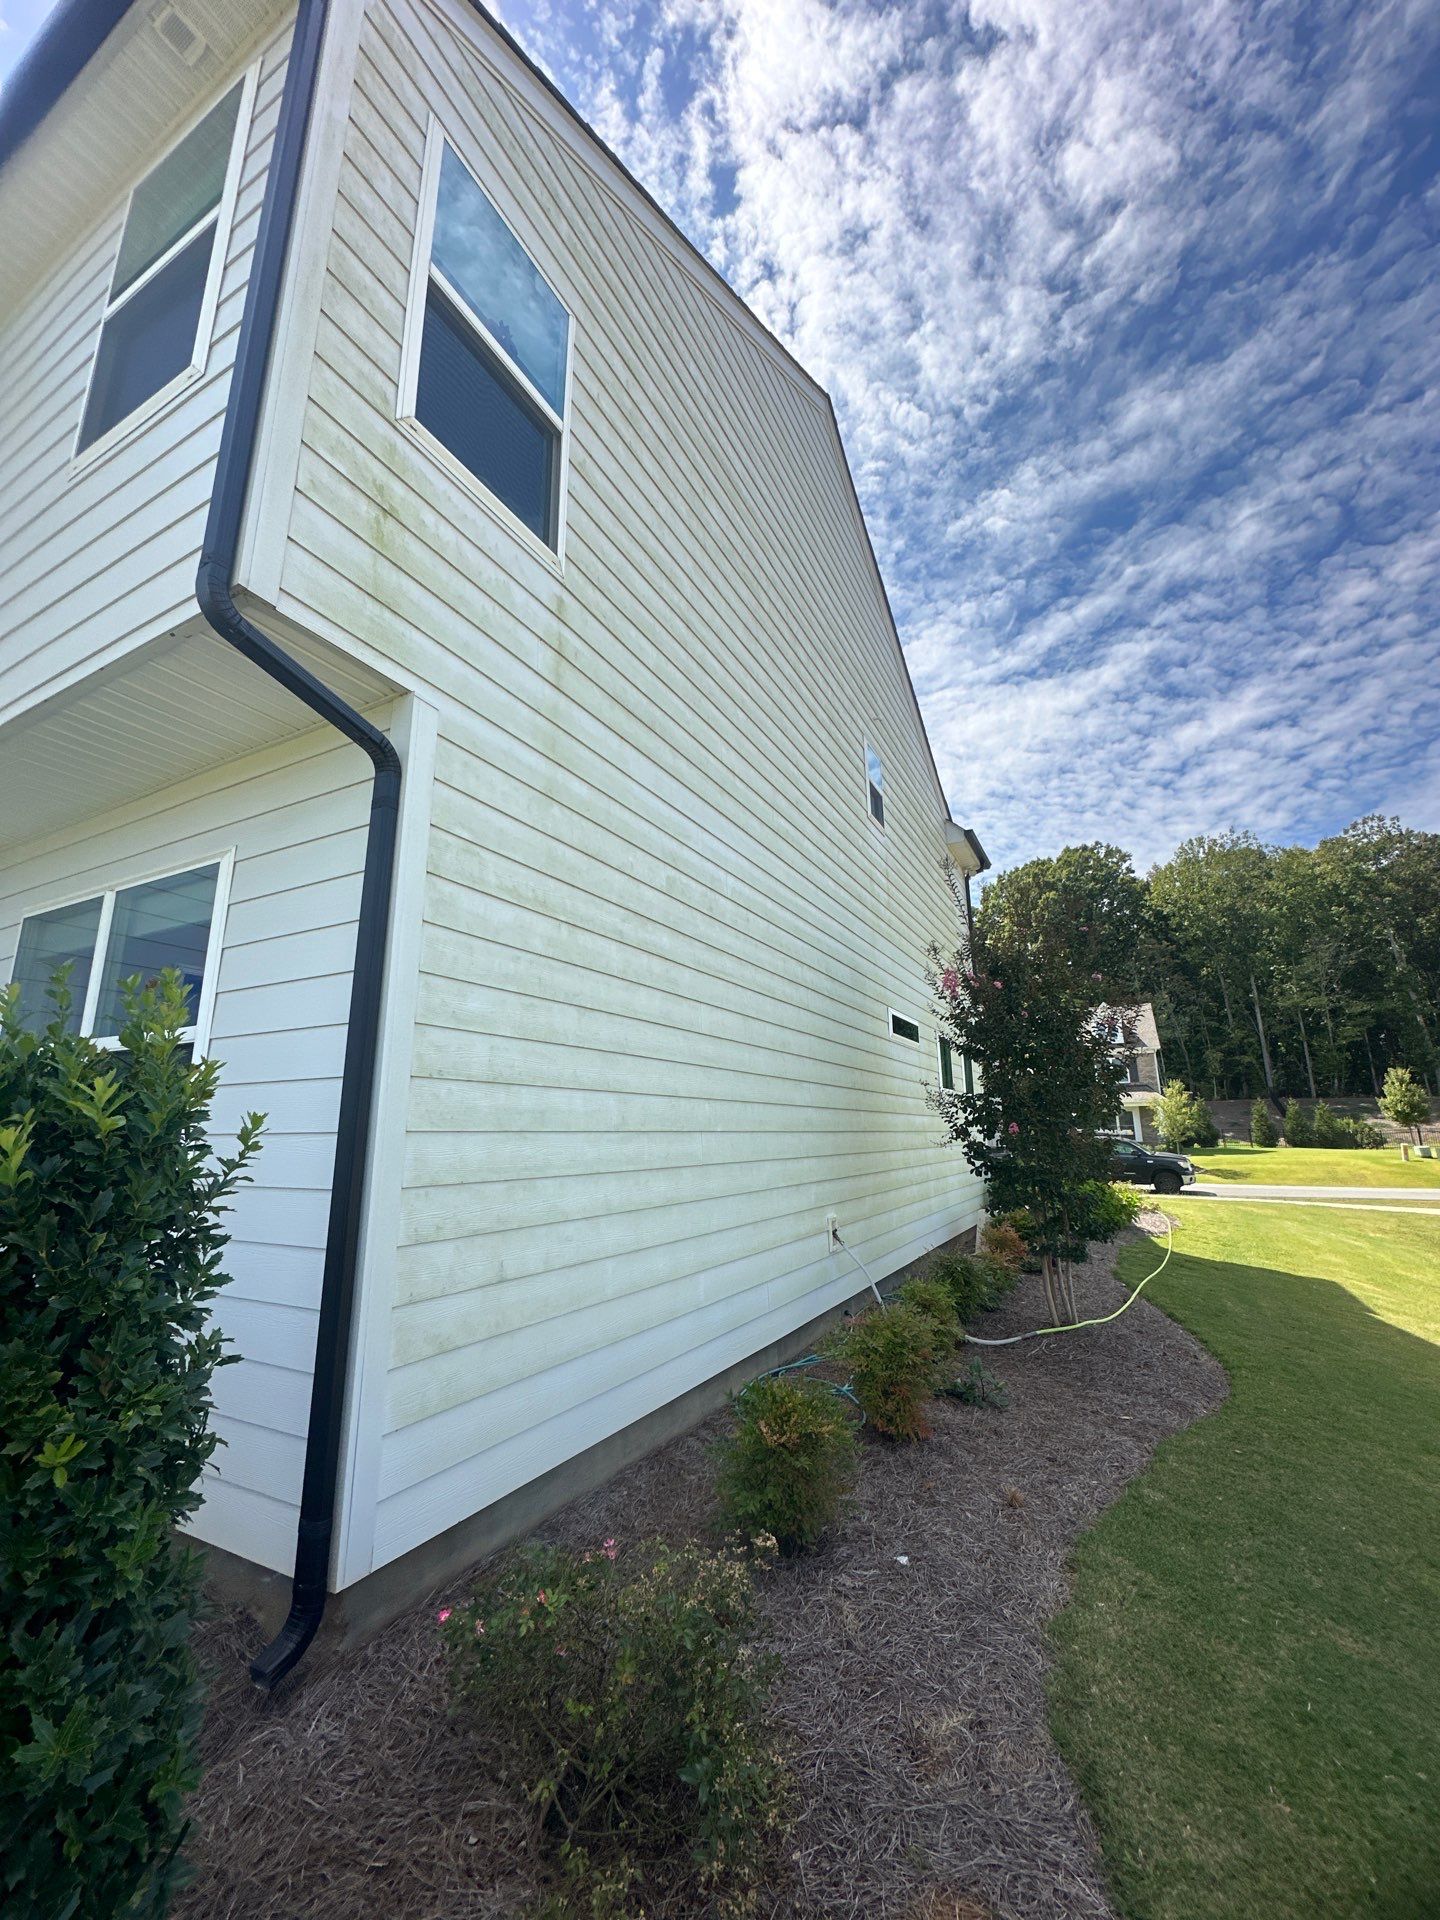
<box><xmin>963</xmin><ymin>1217</ymin><xmax>1174</xmax><ymax>1346</ymax></box>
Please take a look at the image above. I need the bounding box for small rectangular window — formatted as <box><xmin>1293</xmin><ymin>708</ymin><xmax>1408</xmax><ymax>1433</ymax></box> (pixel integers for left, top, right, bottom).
<box><xmin>9</xmin><ymin>860</ymin><xmax>228</xmax><ymax>1049</ymax></box>
<box><xmin>963</xmin><ymin>1054</ymin><xmax>976</xmax><ymax>1096</ymax></box>
<box><xmin>404</xmin><ymin>135</ymin><xmax>571</xmax><ymax>549</ymax></box>
<box><xmin>76</xmin><ymin>78</ymin><xmax>249</xmax><ymax>456</ymax></box>
<box><xmin>865</xmin><ymin>743</ymin><xmax>885</xmax><ymax>827</ymax></box>
<box><xmin>938</xmin><ymin>1036</ymin><xmax>955</xmax><ymax>1090</ymax></box>
<box><xmin>890</xmin><ymin>1011</ymin><xmax>920</xmax><ymax>1043</ymax></box>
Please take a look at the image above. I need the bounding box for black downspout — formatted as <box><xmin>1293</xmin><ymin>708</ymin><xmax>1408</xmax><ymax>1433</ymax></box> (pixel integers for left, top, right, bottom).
<box><xmin>195</xmin><ymin>0</ymin><xmax>402</xmax><ymax>1689</ymax></box>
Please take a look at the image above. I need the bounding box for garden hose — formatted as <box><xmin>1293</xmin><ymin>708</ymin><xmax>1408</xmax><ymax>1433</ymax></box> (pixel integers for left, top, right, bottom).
<box><xmin>962</xmin><ymin>1218</ymin><xmax>1175</xmax><ymax>1347</ymax></box>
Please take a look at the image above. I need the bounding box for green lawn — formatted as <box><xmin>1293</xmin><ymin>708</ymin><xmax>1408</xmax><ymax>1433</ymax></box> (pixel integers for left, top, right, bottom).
<box><xmin>1194</xmin><ymin>1141</ymin><xmax>1440</xmax><ymax>1188</ymax></box>
<box><xmin>1049</xmin><ymin>1203</ymin><xmax>1440</xmax><ymax>1920</ymax></box>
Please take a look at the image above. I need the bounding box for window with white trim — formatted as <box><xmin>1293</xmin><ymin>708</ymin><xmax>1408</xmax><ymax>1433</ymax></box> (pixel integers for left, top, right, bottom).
<box><xmin>865</xmin><ymin>743</ymin><xmax>885</xmax><ymax>827</ymax></box>
<box><xmin>938</xmin><ymin>1036</ymin><xmax>976</xmax><ymax>1094</ymax></box>
<box><xmin>9</xmin><ymin>861</ymin><xmax>229</xmax><ymax>1050</ymax></box>
<box><xmin>75</xmin><ymin>75</ymin><xmax>253</xmax><ymax>457</ymax></box>
<box><xmin>889</xmin><ymin>1010</ymin><xmax>920</xmax><ymax>1043</ymax></box>
<box><xmin>401</xmin><ymin>135</ymin><xmax>572</xmax><ymax>549</ymax></box>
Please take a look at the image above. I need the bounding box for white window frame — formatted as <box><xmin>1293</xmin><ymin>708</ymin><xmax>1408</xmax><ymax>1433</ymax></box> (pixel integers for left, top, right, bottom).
<box><xmin>937</xmin><ymin>1033</ymin><xmax>954</xmax><ymax>1090</ymax></box>
<box><xmin>865</xmin><ymin>740</ymin><xmax>885</xmax><ymax>831</ymax></box>
<box><xmin>70</xmin><ymin>66</ymin><xmax>259</xmax><ymax>475</ymax></box>
<box><xmin>888</xmin><ymin>1008</ymin><xmax>920</xmax><ymax>1043</ymax></box>
<box><xmin>397</xmin><ymin>117</ymin><xmax>575</xmax><ymax>568</ymax></box>
<box><xmin>7</xmin><ymin>851</ymin><xmax>235</xmax><ymax>1054</ymax></box>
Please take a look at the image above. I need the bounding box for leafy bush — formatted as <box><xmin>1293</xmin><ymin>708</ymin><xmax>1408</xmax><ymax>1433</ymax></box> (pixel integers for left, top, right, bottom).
<box><xmin>444</xmin><ymin>1538</ymin><xmax>787</xmax><ymax>1913</ymax></box>
<box><xmin>1153</xmin><ymin>1081</ymin><xmax>1217</xmax><ymax>1150</ymax></box>
<box><xmin>1342</xmin><ymin>1115</ymin><xmax>1385</xmax><ymax>1149</ymax></box>
<box><xmin>1251</xmin><ymin>1098</ymin><xmax>1279</xmax><ymax>1147</ymax></box>
<box><xmin>930</xmin><ymin>1251</ymin><xmax>1007</xmax><ymax>1324</ymax></box>
<box><xmin>1312</xmin><ymin>1101</ymin><xmax>1346</xmax><ymax>1148</ymax></box>
<box><xmin>826</xmin><ymin>1303</ymin><xmax>941</xmax><ymax>1441</ymax></box>
<box><xmin>714</xmin><ymin>1374</ymin><xmax>855</xmax><ymax>1553</ymax></box>
<box><xmin>897</xmin><ymin>1275</ymin><xmax>960</xmax><ymax>1346</ymax></box>
<box><xmin>1284</xmin><ymin>1098</ymin><xmax>1314</xmax><ymax>1147</ymax></box>
<box><xmin>1</xmin><ymin>974</ymin><xmax>261</xmax><ymax>1920</ymax></box>
<box><xmin>980</xmin><ymin>1220</ymin><xmax>1026</xmax><ymax>1272</ymax></box>
<box><xmin>1082</xmin><ymin>1179</ymin><xmax>1144</xmax><ymax>1235</ymax></box>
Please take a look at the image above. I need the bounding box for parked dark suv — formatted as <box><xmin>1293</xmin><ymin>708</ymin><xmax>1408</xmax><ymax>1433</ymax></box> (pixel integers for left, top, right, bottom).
<box><xmin>1101</xmin><ymin>1133</ymin><xmax>1197</xmax><ymax>1196</ymax></box>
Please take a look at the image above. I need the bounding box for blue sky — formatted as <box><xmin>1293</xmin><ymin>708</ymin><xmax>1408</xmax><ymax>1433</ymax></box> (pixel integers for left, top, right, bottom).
<box><xmin>4</xmin><ymin>0</ymin><xmax>1438</xmax><ymax>870</ymax></box>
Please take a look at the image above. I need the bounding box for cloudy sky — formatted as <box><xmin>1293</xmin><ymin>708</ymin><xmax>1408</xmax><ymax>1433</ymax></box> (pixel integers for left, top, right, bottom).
<box><xmin>4</xmin><ymin>0</ymin><xmax>1438</xmax><ymax>871</ymax></box>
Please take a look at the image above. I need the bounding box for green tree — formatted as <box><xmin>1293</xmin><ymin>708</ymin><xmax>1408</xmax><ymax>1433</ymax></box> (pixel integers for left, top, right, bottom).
<box><xmin>1250</xmin><ymin>1098</ymin><xmax>1278</xmax><ymax>1147</ymax></box>
<box><xmin>1379</xmin><ymin>1066</ymin><xmax>1432</xmax><ymax>1145</ymax></box>
<box><xmin>932</xmin><ymin>849</ymin><xmax>1145</xmax><ymax>1325</ymax></box>
<box><xmin>1283</xmin><ymin>1098</ymin><xmax>1314</xmax><ymax>1147</ymax></box>
<box><xmin>1153</xmin><ymin>1081</ymin><xmax>1216</xmax><ymax>1151</ymax></box>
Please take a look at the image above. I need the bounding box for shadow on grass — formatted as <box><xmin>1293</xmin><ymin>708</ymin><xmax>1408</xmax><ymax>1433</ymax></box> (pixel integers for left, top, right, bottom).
<box><xmin>1048</xmin><ymin>1226</ymin><xmax>1440</xmax><ymax>1920</ymax></box>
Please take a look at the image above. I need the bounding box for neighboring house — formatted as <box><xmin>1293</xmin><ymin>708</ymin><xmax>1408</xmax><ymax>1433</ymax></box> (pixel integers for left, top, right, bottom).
<box><xmin>1112</xmin><ymin>1003</ymin><xmax>1165</xmax><ymax>1141</ymax></box>
<box><xmin>0</xmin><ymin>0</ymin><xmax>990</xmax><ymax>1675</ymax></box>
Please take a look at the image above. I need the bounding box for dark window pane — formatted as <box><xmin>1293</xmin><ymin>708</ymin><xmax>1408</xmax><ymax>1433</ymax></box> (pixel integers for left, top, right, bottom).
<box><xmin>432</xmin><ymin>146</ymin><xmax>568</xmax><ymax>415</ymax></box>
<box><xmin>890</xmin><ymin>1013</ymin><xmax>920</xmax><ymax>1043</ymax></box>
<box><xmin>11</xmin><ymin>898</ymin><xmax>103</xmax><ymax>1032</ymax></box>
<box><xmin>416</xmin><ymin>281</ymin><xmax>557</xmax><ymax>544</ymax></box>
<box><xmin>92</xmin><ymin>864</ymin><xmax>219</xmax><ymax>1037</ymax></box>
<box><xmin>939</xmin><ymin>1037</ymin><xmax>955</xmax><ymax>1091</ymax></box>
<box><xmin>962</xmin><ymin>1055</ymin><xmax>975</xmax><ymax>1096</ymax></box>
<box><xmin>869</xmin><ymin>782</ymin><xmax>885</xmax><ymax>826</ymax></box>
<box><xmin>111</xmin><ymin>81</ymin><xmax>242</xmax><ymax>297</ymax></box>
<box><xmin>79</xmin><ymin>227</ymin><xmax>213</xmax><ymax>451</ymax></box>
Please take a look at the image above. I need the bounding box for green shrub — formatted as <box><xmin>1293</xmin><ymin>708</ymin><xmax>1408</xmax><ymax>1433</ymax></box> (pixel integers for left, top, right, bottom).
<box><xmin>0</xmin><ymin>974</ymin><xmax>262</xmax><ymax>1920</ymax></box>
<box><xmin>1312</xmin><ymin>1100</ymin><xmax>1346</xmax><ymax>1148</ymax></box>
<box><xmin>897</xmin><ymin>1274</ymin><xmax>960</xmax><ymax>1347</ymax></box>
<box><xmin>1284</xmin><ymin>1098</ymin><xmax>1314</xmax><ymax>1147</ymax></box>
<box><xmin>1342</xmin><ymin>1115</ymin><xmax>1385</xmax><ymax>1149</ymax></box>
<box><xmin>980</xmin><ymin>1220</ymin><xmax>1027</xmax><ymax>1272</ymax></box>
<box><xmin>1250</xmin><ymin>1098</ymin><xmax>1279</xmax><ymax>1147</ymax></box>
<box><xmin>944</xmin><ymin>1358</ymin><xmax>1010</xmax><ymax>1409</ymax></box>
<box><xmin>1153</xmin><ymin>1081</ymin><xmax>1216</xmax><ymax>1150</ymax></box>
<box><xmin>826</xmin><ymin>1303</ymin><xmax>941</xmax><ymax>1441</ymax></box>
<box><xmin>930</xmin><ymin>1251</ymin><xmax>997</xmax><ymax>1323</ymax></box>
<box><xmin>1084</xmin><ymin>1179</ymin><xmax>1143</xmax><ymax>1235</ymax></box>
<box><xmin>444</xmin><ymin>1538</ymin><xmax>787</xmax><ymax>1913</ymax></box>
<box><xmin>714</xmin><ymin>1374</ymin><xmax>855</xmax><ymax>1553</ymax></box>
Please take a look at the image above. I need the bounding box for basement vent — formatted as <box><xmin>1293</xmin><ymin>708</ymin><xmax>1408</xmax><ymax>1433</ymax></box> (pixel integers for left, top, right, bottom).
<box><xmin>151</xmin><ymin>4</ymin><xmax>207</xmax><ymax>65</ymax></box>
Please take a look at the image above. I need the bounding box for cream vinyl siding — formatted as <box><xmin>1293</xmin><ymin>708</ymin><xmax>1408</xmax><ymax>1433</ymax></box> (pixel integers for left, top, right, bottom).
<box><xmin>0</xmin><ymin>727</ymin><xmax>371</xmax><ymax>1571</ymax></box>
<box><xmin>0</xmin><ymin>25</ymin><xmax>291</xmax><ymax>729</ymax></box>
<box><xmin>255</xmin><ymin>0</ymin><xmax>979</xmax><ymax>1576</ymax></box>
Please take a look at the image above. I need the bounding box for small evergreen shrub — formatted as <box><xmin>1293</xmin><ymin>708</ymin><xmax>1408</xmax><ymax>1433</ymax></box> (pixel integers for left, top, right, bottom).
<box><xmin>1283</xmin><ymin>1098</ymin><xmax>1314</xmax><ymax>1147</ymax></box>
<box><xmin>944</xmin><ymin>1358</ymin><xmax>1010</xmax><ymax>1409</ymax></box>
<box><xmin>1312</xmin><ymin>1100</ymin><xmax>1347</xmax><ymax>1148</ymax></box>
<box><xmin>980</xmin><ymin>1220</ymin><xmax>1026</xmax><ymax>1272</ymax></box>
<box><xmin>1</xmin><ymin>974</ymin><xmax>262</xmax><ymax>1920</ymax></box>
<box><xmin>1341</xmin><ymin>1115</ymin><xmax>1385</xmax><ymax>1149</ymax></box>
<box><xmin>1086</xmin><ymin>1179</ymin><xmax>1143</xmax><ymax>1234</ymax></box>
<box><xmin>714</xmin><ymin>1374</ymin><xmax>855</xmax><ymax>1553</ymax></box>
<box><xmin>930</xmin><ymin>1251</ymin><xmax>997</xmax><ymax>1323</ymax></box>
<box><xmin>826</xmin><ymin>1304</ymin><xmax>941</xmax><ymax>1441</ymax></box>
<box><xmin>443</xmin><ymin>1538</ymin><xmax>787</xmax><ymax>1913</ymax></box>
<box><xmin>1250</xmin><ymin>1098</ymin><xmax>1279</xmax><ymax>1147</ymax></box>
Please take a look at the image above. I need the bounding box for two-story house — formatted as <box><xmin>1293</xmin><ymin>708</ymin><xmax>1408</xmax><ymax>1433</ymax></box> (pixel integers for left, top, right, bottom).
<box><xmin>1113</xmin><ymin>1002</ymin><xmax>1165</xmax><ymax>1140</ymax></box>
<box><xmin>0</xmin><ymin>0</ymin><xmax>990</xmax><ymax>1681</ymax></box>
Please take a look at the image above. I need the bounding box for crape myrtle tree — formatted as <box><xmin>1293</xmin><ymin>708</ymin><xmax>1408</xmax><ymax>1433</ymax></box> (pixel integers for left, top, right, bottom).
<box><xmin>930</xmin><ymin>845</ymin><xmax>1150</xmax><ymax>1326</ymax></box>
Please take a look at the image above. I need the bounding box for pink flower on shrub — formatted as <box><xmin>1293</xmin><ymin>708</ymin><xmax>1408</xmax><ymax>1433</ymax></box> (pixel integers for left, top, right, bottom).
<box><xmin>940</xmin><ymin>967</ymin><xmax>960</xmax><ymax>997</ymax></box>
<box><xmin>1091</xmin><ymin>971</ymin><xmax>1103</xmax><ymax>981</ymax></box>
<box><xmin>537</xmin><ymin>1590</ymin><xmax>548</xmax><ymax>1605</ymax></box>
<box><xmin>993</xmin><ymin>980</ymin><xmax>1003</xmax><ymax>990</ymax></box>
<box><xmin>1007</xmin><ymin>1122</ymin><xmax>1020</xmax><ymax>1136</ymax></box>
<box><xmin>474</xmin><ymin>1619</ymin><xmax>486</xmax><ymax>1636</ymax></box>
<box><xmin>602</xmin><ymin>1538</ymin><xmax>617</xmax><ymax>1560</ymax></box>
<box><xmin>436</xmin><ymin>1607</ymin><xmax>452</xmax><ymax>1624</ymax></box>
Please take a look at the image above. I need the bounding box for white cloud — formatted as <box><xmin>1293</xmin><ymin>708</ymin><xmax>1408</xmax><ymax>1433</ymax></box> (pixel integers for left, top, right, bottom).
<box><xmin>515</xmin><ymin>0</ymin><xmax>1440</xmax><ymax>870</ymax></box>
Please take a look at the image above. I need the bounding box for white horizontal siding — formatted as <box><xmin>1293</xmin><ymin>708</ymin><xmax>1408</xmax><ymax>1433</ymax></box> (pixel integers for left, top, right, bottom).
<box><xmin>0</xmin><ymin>725</ymin><xmax>372</xmax><ymax>1574</ymax></box>
<box><xmin>0</xmin><ymin>24</ymin><xmax>293</xmax><ymax>728</ymax></box>
<box><xmin>257</xmin><ymin>0</ymin><xmax>982</xmax><ymax>1574</ymax></box>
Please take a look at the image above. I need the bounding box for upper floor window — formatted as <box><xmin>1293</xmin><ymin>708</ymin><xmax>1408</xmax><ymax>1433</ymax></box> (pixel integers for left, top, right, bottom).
<box><xmin>8</xmin><ymin>859</ymin><xmax>230</xmax><ymax>1051</ymax></box>
<box><xmin>865</xmin><ymin>743</ymin><xmax>885</xmax><ymax>827</ymax></box>
<box><xmin>401</xmin><ymin>134</ymin><xmax>572</xmax><ymax>550</ymax></box>
<box><xmin>75</xmin><ymin>75</ymin><xmax>253</xmax><ymax>459</ymax></box>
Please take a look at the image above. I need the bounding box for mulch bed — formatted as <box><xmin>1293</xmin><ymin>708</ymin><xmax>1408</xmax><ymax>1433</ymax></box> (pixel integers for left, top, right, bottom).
<box><xmin>176</xmin><ymin>1216</ymin><xmax>1226</xmax><ymax>1920</ymax></box>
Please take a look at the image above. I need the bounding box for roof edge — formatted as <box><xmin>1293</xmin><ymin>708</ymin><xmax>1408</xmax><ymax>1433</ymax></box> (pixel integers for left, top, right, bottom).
<box><xmin>0</xmin><ymin>0</ymin><xmax>136</xmax><ymax>173</ymax></box>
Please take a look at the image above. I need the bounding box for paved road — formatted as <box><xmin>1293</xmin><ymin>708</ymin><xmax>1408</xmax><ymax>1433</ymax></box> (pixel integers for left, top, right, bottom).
<box><xmin>1180</xmin><ymin>1182</ymin><xmax>1440</xmax><ymax>1215</ymax></box>
<box><xmin>1187</xmin><ymin>1181</ymin><xmax>1440</xmax><ymax>1201</ymax></box>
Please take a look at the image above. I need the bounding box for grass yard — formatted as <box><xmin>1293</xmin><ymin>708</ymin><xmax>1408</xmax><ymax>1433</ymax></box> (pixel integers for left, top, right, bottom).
<box><xmin>1049</xmin><ymin>1203</ymin><xmax>1440</xmax><ymax>1920</ymax></box>
<box><xmin>1194</xmin><ymin>1140</ymin><xmax>1440</xmax><ymax>1187</ymax></box>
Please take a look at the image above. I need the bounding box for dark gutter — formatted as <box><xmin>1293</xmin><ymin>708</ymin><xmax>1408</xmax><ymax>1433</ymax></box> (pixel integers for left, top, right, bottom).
<box><xmin>195</xmin><ymin>0</ymin><xmax>401</xmax><ymax>1690</ymax></box>
<box><xmin>0</xmin><ymin>0</ymin><xmax>134</xmax><ymax>171</ymax></box>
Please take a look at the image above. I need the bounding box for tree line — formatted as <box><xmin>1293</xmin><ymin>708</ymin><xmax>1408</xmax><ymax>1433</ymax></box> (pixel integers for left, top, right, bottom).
<box><xmin>974</xmin><ymin>817</ymin><xmax>1440</xmax><ymax>1104</ymax></box>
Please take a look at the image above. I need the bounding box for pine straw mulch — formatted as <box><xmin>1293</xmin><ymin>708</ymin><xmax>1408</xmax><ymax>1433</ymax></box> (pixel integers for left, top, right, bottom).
<box><xmin>176</xmin><ymin>1214</ymin><xmax>1226</xmax><ymax>1920</ymax></box>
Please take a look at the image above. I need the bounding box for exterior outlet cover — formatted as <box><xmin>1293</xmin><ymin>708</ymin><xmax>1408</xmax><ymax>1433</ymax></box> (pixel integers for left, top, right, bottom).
<box><xmin>825</xmin><ymin>1213</ymin><xmax>841</xmax><ymax>1250</ymax></box>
